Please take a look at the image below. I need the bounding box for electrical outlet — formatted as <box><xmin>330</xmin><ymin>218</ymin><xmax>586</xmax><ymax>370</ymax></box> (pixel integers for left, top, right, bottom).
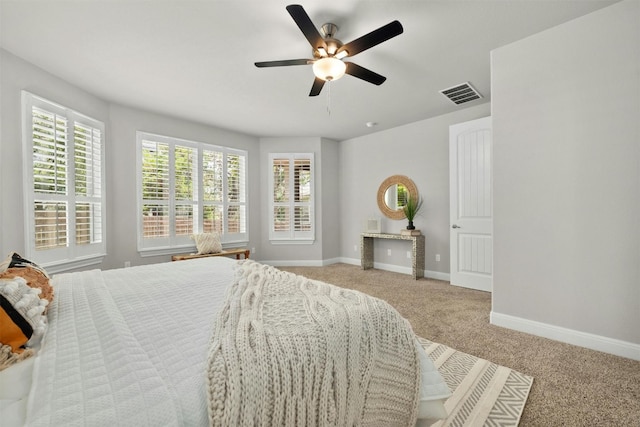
<box><xmin>354</xmin><ymin>244</ymin><xmax>358</xmax><ymax>252</ymax></box>
<box><xmin>124</xmin><ymin>261</ymin><xmax>131</xmax><ymax>268</ymax></box>
<box><xmin>406</xmin><ymin>251</ymin><xmax>411</xmax><ymax>259</ymax></box>
<box><xmin>435</xmin><ymin>254</ymin><xmax>441</xmax><ymax>262</ymax></box>
<box><xmin>387</xmin><ymin>249</ymin><xmax>392</xmax><ymax>256</ymax></box>
<box><xmin>251</xmin><ymin>247</ymin><xmax>256</xmax><ymax>254</ymax></box>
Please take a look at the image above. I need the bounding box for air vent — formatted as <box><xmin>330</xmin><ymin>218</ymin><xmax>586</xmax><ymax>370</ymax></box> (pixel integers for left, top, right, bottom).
<box><xmin>440</xmin><ymin>82</ymin><xmax>482</xmax><ymax>105</ymax></box>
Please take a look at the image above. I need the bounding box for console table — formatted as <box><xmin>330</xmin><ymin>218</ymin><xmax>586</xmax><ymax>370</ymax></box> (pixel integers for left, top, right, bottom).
<box><xmin>360</xmin><ymin>232</ymin><xmax>425</xmax><ymax>280</ymax></box>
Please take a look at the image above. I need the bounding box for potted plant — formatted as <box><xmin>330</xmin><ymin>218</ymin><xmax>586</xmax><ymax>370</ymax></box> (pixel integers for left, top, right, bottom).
<box><xmin>403</xmin><ymin>195</ymin><xmax>423</xmax><ymax>230</ymax></box>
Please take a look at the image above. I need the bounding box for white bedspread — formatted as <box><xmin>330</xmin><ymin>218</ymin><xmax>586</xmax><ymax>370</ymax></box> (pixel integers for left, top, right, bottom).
<box><xmin>19</xmin><ymin>257</ymin><xmax>449</xmax><ymax>426</ymax></box>
<box><xmin>25</xmin><ymin>257</ymin><xmax>235</xmax><ymax>427</ymax></box>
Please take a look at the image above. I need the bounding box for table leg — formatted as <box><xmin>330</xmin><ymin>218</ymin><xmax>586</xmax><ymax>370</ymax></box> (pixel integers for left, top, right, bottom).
<box><xmin>413</xmin><ymin>236</ymin><xmax>425</xmax><ymax>279</ymax></box>
<box><xmin>361</xmin><ymin>236</ymin><xmax>374</xmax><ymax>270</ymax></box>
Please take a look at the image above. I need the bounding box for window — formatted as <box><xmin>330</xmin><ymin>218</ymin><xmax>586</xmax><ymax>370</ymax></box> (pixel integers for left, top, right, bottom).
<box><xmin>268</xmin><ymin>153</ymin><xmax>314</xmax><ymax>242</ymax></box>
<box><xmin>22</xmin><ymin>92</ymin><xmax>106</xmax><ymax>271</ymax></box>
<box><xmin>137</xmin><ymin>132</ymin><xmax>247</xmax><ymax>255</ymax></box>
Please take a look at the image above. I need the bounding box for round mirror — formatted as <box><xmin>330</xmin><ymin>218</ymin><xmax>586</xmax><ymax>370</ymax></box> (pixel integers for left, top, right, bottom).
<box><xmin>384</xmin><ymin>183</ymin><xmax>409</xmax><ymax>211</ymax></box>
<box><xmin>377</xmin><ymin>175</ymin><xmax>418</xmax><ymax>220</ymax></box>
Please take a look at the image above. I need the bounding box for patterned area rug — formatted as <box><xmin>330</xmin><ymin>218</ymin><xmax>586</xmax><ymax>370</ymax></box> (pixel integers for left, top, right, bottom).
<box><xmin>418</xmin><ymin>337</ymin><xmax>533</xmax><ymax>427</ymax></box>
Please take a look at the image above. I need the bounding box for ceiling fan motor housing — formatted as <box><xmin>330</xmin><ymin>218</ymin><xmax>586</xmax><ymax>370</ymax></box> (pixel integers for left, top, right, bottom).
<box><xmin>321</xmin><ymin>23</ymin><xmax>338</xmax><ymax>38</ymax></box>
<box><xmin>314</xmin><ymin>23</ymin><xmax>343</xmax><ymax>58</ymax></box>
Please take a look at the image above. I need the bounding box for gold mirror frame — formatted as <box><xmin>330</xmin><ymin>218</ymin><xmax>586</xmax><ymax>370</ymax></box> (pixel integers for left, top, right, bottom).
<box><xmin>377</xmin><ymin>175</ymin><xmax>419</xmax><ymax>220</ymax></box>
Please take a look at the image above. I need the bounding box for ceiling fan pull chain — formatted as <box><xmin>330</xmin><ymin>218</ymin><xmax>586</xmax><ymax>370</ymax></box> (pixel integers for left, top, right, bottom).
<box><xmin>326</xmin><ymin>80</ymin><xmax>331</xmax><ymax>116</ymax></box>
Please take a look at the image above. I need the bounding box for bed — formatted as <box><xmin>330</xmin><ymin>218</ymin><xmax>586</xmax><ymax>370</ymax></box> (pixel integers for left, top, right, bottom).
<box><xmin>0</xmin><ymin>256</ymin><xmax>450</xmax><ymax>426</ymax></box>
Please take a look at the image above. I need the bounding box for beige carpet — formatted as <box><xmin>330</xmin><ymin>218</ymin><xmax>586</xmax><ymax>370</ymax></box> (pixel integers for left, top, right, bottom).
<box><xmin>280</xmin><ymin>264</ymin><xmax>640</xmax><ymax>426</ymax></box>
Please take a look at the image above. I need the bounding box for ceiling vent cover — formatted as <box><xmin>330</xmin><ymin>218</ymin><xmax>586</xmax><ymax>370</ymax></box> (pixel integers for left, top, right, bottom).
<box><xmin>440</xmin><ymin>82</ymin><xmax>482</xmax><ymax>105</ymax></box>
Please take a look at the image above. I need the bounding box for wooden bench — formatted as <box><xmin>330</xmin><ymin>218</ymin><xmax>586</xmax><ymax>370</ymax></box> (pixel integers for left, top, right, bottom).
<box><xmin>171</xmin><ymin>248</ymin><xmax>250</xmax><ymax>262</ymax></box>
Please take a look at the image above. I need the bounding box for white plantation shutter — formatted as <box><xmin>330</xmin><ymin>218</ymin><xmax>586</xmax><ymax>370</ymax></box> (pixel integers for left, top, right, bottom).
<box><xmin>74</xmin><ymin>122</ymin><xmax>103</xmax><ymax>245</ymax></box>
<box><xmin>34</xmin><ymin>202</ymin><xmax>67</xmax><ymax>250</ymax></box>
<box><xmin>202</xmin><ymin>150</ymin><xmax>223</xmax><ymax>233</ymax></box>
<box><xmin>272</xmin><ymin>158</ymin><xmax>290</xmax><ymax>232</ymax></box>
<box><xmin>32</xmin><ymin>108</ymin><xmax>68</xmax><ymax>250</ymax></box>
<box><xmin>226</xmin><ymin>153</ymin><xmax>246</xmax><ymax>234</ymax></box>
<box><xmin>294</xmin><ymin>158</ymin><xmax>312</xmax><ymax>232</ymax></box>
<box><xmin>74</xmin><ymin>123</ymin><xmax>101</xmax><ymax>197</ymax></box>
<box><xmin>141</xmin><ymin>140</ymin><xmax>170</xmax><ymax>239</ymax></box>
<box><xmin>174</xmin><ymin>145</ymin><xmax>198</xmax><ymax>237</ymax></box>
<box><xmin>137</xmin><ymin>132</ymin><xmax>248</xmax><ymax>254</ymax></box>
<box><xmin>23</xmin><ymin>92</ymin><xmax>106</xmax><ymax>270</ymax></box>
<box><xmin>32</xmin><ymin>108</ymin><xmax>67</xmax><ymax>196</ymax></box>
<box><xmin>269</xmin><ymin>153</ymin><xmax>314</xmax><ymax>242</ymax></box>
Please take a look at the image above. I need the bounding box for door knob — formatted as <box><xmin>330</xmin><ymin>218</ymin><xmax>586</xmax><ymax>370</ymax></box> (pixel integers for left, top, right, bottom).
<box><xmin>452</xmin><ymin>224</ymin><xmax>461</xmax><ymax>229</ymax></box>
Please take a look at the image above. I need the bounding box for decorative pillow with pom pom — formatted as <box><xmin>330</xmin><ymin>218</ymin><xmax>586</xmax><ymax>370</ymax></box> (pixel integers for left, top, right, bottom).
<box><xmin>191</xmin><ymin>233</ymin><xmax>222</xmax><ymax>255</ymax></box>
<box><xmin>0</xmin><ymin>252</ymin><xmax>53</xmax><ymax>309</ymax></box>
<box><xmin>0</xmin><ymin>277</ymin><xmax>48</xmax><ymax>371</ymax></box>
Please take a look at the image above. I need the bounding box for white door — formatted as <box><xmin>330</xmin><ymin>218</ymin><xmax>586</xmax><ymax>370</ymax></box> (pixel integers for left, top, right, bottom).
<box><xmin>449</xmin><ymin>117</ymin><xmax>492</xmax><ymax>292</ymax></box>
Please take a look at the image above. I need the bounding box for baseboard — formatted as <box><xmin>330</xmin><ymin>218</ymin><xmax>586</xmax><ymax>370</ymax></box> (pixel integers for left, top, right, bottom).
<box><xmin>338</xmin><ymin>257</ymin><xmax>361</xmax><ymax>267</ymax></box>
<box><xmin>490</xmin><ymin>311</ymin><xmax>640</xmax><ymax>361</ymax></box>
<box><xmin>338</xmin><ymin>257</ymin><xmax>450</xmax><ymax>281</ymax></box>
<box><xmin>321</xmin><ymin>257</ymin><xmax>343</xmax><ymax>266</ymax></box>
<box><xmin>264</xmin><ymin>258</ymin><xmax>360</xmax><ymax>268</ymax></box>
<box><xmin>423</xmin><ymin>270</ymin><xmax>451</xmax><ymax>281</ymax></box>
<box><xmin>262</xmin><ymin>257</ymin><xmax>344</xmax><ymax>267</ymax></box>
<box><xmin>261</xmin><ymin>259</ymin><xmax>326</xmax><ymax>267</ymax></box>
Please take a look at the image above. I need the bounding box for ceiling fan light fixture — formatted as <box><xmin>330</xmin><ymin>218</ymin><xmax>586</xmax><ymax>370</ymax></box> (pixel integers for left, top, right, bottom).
<box><xmin>313</xmin><ymin>57</ymin><xmax>346</xmax><ymax>81</ymax></box>
<box><xmin>326</xmin><ymin>42</ymin><xmax>338</xmax><ymax>55</ymax></box>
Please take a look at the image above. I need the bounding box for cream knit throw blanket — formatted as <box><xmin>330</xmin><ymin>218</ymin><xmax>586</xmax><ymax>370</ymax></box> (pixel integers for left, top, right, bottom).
<box><xmin>206</xmin><ymin>260</ymin><xmax>420</xmax><ymax>426</ymax></box>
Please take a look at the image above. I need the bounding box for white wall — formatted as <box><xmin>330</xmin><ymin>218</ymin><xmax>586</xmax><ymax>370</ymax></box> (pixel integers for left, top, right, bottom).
<box><xmin>491</xmin><ymin>0</ymin><xmax>640</xmax><ymax>357</ymax></box>
<box><xmin>320</xmin><ymin>138</ymin><xmax>340</xmax><ymax>262</ymax></box>
<box><xmin>338</xmin><ymin>103</ymin><xmax>491</xmax><ymax>279</ymax></box>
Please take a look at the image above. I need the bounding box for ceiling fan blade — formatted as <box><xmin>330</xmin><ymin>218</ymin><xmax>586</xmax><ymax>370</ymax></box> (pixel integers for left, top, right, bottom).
<box><xmin>286</xmin><ymin>4</ymin><xmax>326</xmax><ymax>51</ymax></box>
<box><xmin>255</xmin><ymin>59</ymin><xmax>311</xmax><ymax>68</ymax></box>
<box><xmin>309</xmin><ymin>77</ymin><xmax>325</xmax><ymax>96</ymax></box>
<box><xmin>345</xmin><ymin>62</ymin><xmax>386</xmax><ymax>85</ymax></box>
<box><xmin>338</xmin><ymin>20</ymin><xmax>403</xmax><ymax>57</ymax></box>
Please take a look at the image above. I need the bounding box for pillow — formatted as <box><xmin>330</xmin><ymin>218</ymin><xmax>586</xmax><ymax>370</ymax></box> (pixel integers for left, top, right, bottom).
<box><xmin>0</xmin><ymin>277</ymin><xmax>48</xmax><ymax>371</ymax></box>
<box><xmin>415</xmin><ymin>339</ymin><xmax>450</xmax><ymax>423</ymax></box>
<box><xmin>0</xmin><ymin>252</ymin><xmax>49</xmax><ymax>276</ymax></box>
<box><xmin>191</xmin><ymin>233</ymin><xmax>222</xmax><ymax>255</ymax></box>
<box><xmin>0</xmin><ymin>252</ymin><xmax>53</xmax><ymax>309</ymax></box>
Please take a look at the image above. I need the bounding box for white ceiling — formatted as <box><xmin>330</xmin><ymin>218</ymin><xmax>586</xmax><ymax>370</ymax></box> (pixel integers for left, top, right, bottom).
<box><xmin>0</xmin><ymin>0</ymin><xmax>617</xmax><ymax>141</ymax></box>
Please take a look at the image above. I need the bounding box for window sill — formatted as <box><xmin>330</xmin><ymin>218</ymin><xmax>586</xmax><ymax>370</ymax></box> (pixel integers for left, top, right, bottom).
<box><xmin>42</xmin><ymin>254</ymin><xmax>106</xmax><ymax>274</ymax></box>
<box><xmin>269</xmin><ymin>239</ymin><xmax>316</xmax><ymax>245</ymax></box>
<box><xmin>139</xmin><ymin>241</ymin><xmax>249</xmax><ymax>257</ymax></box>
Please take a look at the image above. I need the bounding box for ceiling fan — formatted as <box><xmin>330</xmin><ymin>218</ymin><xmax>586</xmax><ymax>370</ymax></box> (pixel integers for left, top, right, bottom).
<box><xmin>255</xmin><ymin>4</ymin><xmax>403</xmax><ymax>96</ymax></box>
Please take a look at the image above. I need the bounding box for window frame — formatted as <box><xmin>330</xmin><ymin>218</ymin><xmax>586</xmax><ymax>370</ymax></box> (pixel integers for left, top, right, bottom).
<box><xmin>136</xmin><ymin>131</ymin><xmax>248</xmax><ymax>256</ymax></box>
<box><xmin>268</xmin><ymin>153</ymin><xmax>315</xmax><ymax>244</ymax></box>
<box><xmin>21</xmin><ymin>91</ymin><xmax>106</xmax><ymax>273</ymax></box>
